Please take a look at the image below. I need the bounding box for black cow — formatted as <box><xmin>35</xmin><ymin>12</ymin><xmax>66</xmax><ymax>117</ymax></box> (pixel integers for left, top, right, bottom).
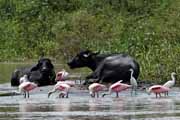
<box><xmin>67</xmin><ymin>50</ymin><xmax>140</xmax><ymax>84</ymax></box>
<box><xmin>11</xmin><ymin>58</ymin><xmax>56</xmax><ymax>86</ymax></box>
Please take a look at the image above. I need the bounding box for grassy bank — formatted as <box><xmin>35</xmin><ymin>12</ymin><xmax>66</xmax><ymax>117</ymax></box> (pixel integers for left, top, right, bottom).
<box><xmin>0</xmin><ymin>0</ymin><xmax>180</xmax><ymax>84</ymax></box>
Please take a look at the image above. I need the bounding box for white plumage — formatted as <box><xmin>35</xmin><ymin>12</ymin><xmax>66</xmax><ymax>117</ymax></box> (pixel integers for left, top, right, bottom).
<box><xmin>129</xmin><ymin>68</ymin><xmax>138</xmax><ymax>95</ymax></box>
<box><xmin>19</xmin><ymin>74</ymin><xmax>28</xmax><ymax>83</ymax></box>
<box><xmin>163</xmin><ymin>72</ymin><xmax>176</xmax><ymax>88</ymax></box>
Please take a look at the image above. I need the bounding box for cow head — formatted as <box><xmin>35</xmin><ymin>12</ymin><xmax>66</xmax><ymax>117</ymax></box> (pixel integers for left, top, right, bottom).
<box><xmin>67</xmin><ymin>50</ymin><xmax>99</xmax><ymax>70</ymax></box>
<box><xmin>31</xmin><ymin>58</ymin><xmax>54</xmax><ymax>73</ymax></box>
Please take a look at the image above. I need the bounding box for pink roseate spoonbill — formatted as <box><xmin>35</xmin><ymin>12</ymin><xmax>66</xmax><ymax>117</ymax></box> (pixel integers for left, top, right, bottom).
<box><xmin>129</xmin><ymin>69</ymin><xmax>138</xmax><ymax>96</ymax></box>
<box><xmin>88</xmin><ymin>83</ymin><xmax>106</xmax><ymax>98</ymax></box>
<box><xmin>55</xmin><ymin>69</ymin><xmax>69</xmax><ymax>81</ymax></box>
<box><xmin>102</xmin><ymin>80</ymin><xmax>131</xmax><ymax>98</ymax></box>
<box><xmin>19</xmin><ymin>75</ymin><xmax>37</xmax><ymax>98</ymax></box>
<box><xmin>48</xmin><ymin>82</ymin><xmax>71</xmax><ymax>98</ymax></box>
<box><xmin>147</xmin><ymin>85</ymin><xmax>170</xmax><ymax>98</ymax></box>
<box><xmin>57</xmin><ymin>81</ymin><xmax>75</xmax><ymax>87</ymax></box>
<box><xmin>163</xmin><ymin>72</ymin><xmax>176</xmax><ymax>88</ymax></box>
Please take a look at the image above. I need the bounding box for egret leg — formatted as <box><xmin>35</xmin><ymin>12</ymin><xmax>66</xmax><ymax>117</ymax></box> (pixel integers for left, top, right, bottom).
<box><xmin>131</xmin><ymin>89</ymin><xmax>133</xmax><ymax>96</ymax></box>
<box><xmin>135</xmin><ymin>88</ymin><xmax>137</xmax><ymax>95</ymax></box>
<box><xmin>156</xmin><ymin>93</ymin><xmax>157</xmax><ymax>98</ymax></box>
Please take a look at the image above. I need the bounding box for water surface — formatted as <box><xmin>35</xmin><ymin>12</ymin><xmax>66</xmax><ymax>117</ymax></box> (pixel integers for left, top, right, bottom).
<box><xmin>0</xmin><ymin>83</ymin><xmax>180</xmax><ymax>120</ymax></box>
<box><xmin>0</xmin><ymin>63</ymin><xmax>180</xmax><ymax>120</ymax></box>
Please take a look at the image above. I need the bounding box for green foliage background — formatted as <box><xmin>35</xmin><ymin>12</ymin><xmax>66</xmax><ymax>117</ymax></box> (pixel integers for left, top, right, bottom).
<box><xmin>0</xmin><ymin>0</ymin><xmax>180</xmax><ymax>83</ymax></box>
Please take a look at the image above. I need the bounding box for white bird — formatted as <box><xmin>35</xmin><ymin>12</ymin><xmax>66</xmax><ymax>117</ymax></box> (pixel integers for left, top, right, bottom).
<box><xmin>129</xmin><ymin>68</ymin><xmax>138</xmax><ymax>96</ymax></box>
<box><xmin>19</xmin><ymin>75</ymin><xmax>37</xmax><ymax>98</ymax></box>
<box><xmin>163</xmin><ymin>72</ymin><xmax>176</xmax><ymax>88</ymax></box>
<box><xmin>19</xmin><ymin>74</ymin><xmax>29</xmax><ymax>83</ymax></box>
<box><xmin>48</xmin><ymin>82</ymin><xmax>71</xmax><ymax>98</ymax></box>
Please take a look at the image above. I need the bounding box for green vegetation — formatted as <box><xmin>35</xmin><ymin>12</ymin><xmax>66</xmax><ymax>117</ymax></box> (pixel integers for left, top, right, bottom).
<box><xmin>0</xmin><ymin>0</ymin><xmax>180</xmax><ymax>84</ymax></box>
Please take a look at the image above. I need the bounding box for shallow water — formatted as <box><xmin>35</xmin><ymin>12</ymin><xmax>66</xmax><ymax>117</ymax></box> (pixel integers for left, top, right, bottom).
<box><xmin>0</xmin><ymin>83</ymin><xmax>180</xmax><ymax>120</ymax></box>
<box><xmin>0</xmin><ymin>63</ymin><xmax>180</xmax><ymax>120</ymax></box>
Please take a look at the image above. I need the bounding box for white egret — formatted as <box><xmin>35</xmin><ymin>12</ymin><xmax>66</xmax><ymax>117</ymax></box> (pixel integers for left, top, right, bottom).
<box><xmin>129</xmin><ymin>68</ymin><xmax>138</xmax><ymax>96</ymax></box>
<box><xmin>163</xmin><ymin>72</ymin><xmax>176</xmax><ymax>88</ymax></box>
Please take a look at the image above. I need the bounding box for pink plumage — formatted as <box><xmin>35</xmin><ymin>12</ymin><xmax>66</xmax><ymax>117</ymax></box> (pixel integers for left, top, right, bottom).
<box><xmin>103</xmin><ymin>81</ymin><xmax>131</xmax><ymax>98</ymax></box>
<box><xmin>48</xmin><ymin>82</ymin><xmax>71</xmax><ymax>98</ymax></box>
<box><xmin>19</xmin><ymin>82</ymin><xmax>37</xmax><ymax>98</ymax></box>
<box><xmin>110</xmin><ymin>82</ymin><xmax>131</xmax><ymax>92</ymax></box>
<box><xmin>57</xmin><ymin>81</ymin><xmax>75</xmax><ymax>87</ymax></box>
<box><xmin>148</xmin><ymin>85</ymin><xmax>170</xmax><ymax>98</ymax></box>
<box><xmin>55</xmin><ymin>69</ymin><xmax>69</xmax><ymax>81</ymax></box>
<box><xmin>88</xmin><ymin>83</ymin><xmax>106</xmax><ymax>98</ymax></box>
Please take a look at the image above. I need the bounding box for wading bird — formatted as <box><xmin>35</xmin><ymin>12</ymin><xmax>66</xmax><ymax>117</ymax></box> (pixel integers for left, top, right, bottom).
<box><xmin>19</xmin><ymin>75</ymin><xmax>37</xmax><ymax>98</ymax></box>
<box><xmin>163</xmin><ymin>72</ymin><xmax>176</xmax><ymax>88</ymax></box>
<box><xmin>55</xmin><ymin>69</ymin><xmax>69</xmax><ymax>81</ymax></box>
<box><xmin>129</xmin><ymin>68</ymin><xmax>138</xmax><ymax>96</ymax></box>
<box><xmin>102</xmin><ymin>80</ymin><xmax>131</xmax><ymax>98</ymax></box>
<box><xmin>88</xmin><ymin>83</ymin><xmax>106</xmax><ymax>98</ymax></box>
<box><xmin>147</xmin><ymin>85</ymin><xmax>170</xmax><ymax>98</ymax></box>
<box><xmin>48</xmin><ymin>82</ymin><xmax>71</xmax><ymax>98</ymax></box>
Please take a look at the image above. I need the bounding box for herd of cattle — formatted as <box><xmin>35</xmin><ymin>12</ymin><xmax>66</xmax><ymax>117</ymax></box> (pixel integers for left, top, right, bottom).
<box><xmin>10</xmin><ymin>50</ymin><xmax>176</xmax><ymax>98</ymax></box>
<box><xmin>11</xmin><ymin>50</ymin><xmax>140</xmax><ymax>86</ymax></box>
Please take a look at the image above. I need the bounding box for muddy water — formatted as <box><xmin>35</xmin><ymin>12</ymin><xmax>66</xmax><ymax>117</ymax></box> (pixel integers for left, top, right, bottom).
<box><xmin>0</xmin><ymin>83</ymin><xmax>180</xmax><ymax>120</ymax></box>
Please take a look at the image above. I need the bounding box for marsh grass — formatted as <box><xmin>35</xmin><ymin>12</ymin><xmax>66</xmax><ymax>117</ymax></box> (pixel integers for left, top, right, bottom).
<box><xmin>0</xmin><ymin>0</ymin><xmax>180</xmax><ymax>84</ymax></box>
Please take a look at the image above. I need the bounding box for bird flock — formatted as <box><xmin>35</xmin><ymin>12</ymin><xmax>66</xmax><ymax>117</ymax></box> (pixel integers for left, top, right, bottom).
<box><xmin>18</xmin><ymin>69</ymin><xmax>177</xmax><ymax>99</ymax></box>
